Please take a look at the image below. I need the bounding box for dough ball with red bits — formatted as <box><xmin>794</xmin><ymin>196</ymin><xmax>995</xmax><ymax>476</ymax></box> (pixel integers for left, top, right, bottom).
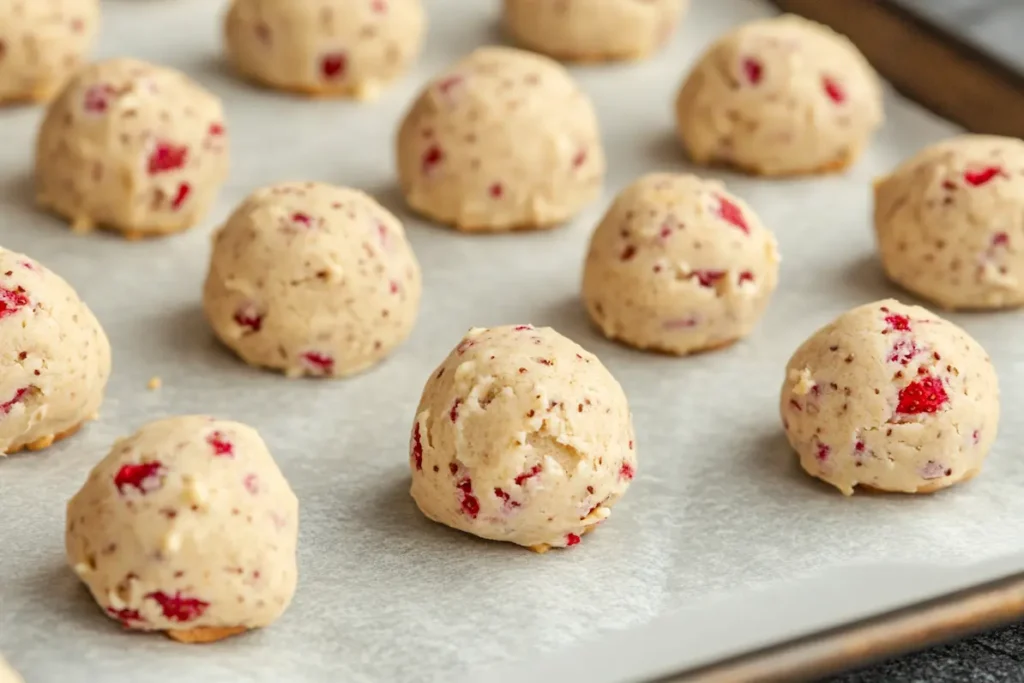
<box><xmin>583</xmin><ymin>173</ymin><xmax>779</xmax><ymax>356</ymax></box>
<box><xmin>0</xmin><ymin>0</ymin><xmax>100</xmax><ymax>104</ymax></box>
<box><xmin>0</xmin><ymin>246</ymin><xmax>110</xmax><ymax>456</ymax></box>
<box><xmin>780</xmin><ymin>299</ymin><xmax>999</xmax><ymax>496</ymax></box>
<box><xmin>396</xmin><ymin>46</ymin><xmax>605</xmax><ymax>232</ymax></box>
<box><xmin>65</xmin><ymin>416</ymin><xmax>299</xmax><ymax>643</ymax></box>
<box><xmin>224</xmin><ymin>0</ymin><xmax>425</xmax><ymax>100</ymax></box>
<box><xmin>875</xmin><ymin>135</ymin><xmax>1024</xmax><ymax>310</ymax></box>
<box><xmin>675</xmin><ymin>15</ymin><xmax>883</xmax><ymax>176</ymax></box>
<box><xmin>203</xmin><ymin>181</ymin><xmax>421</xmax><ymax>378</ymax></box>
<box><xmin>409</xmin><ymin>325</ymin><xmax>636</xmax><ymax>552</ymax></box>
<box><xmin>34</xmin><ymin>58</ymin><xmax>229</xmax><ymax>239</ymax></box>
<box><xmin>503</xmin><ymin>0</ymin><xmax>688</xmax><ymax>63</ymax></box>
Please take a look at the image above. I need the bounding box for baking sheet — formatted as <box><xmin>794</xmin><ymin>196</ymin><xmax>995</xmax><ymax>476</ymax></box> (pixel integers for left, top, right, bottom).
<box><xmin>1</xmin><ymin>1</ymin><xmax>1023</xmax><ymax>682</ymax></box>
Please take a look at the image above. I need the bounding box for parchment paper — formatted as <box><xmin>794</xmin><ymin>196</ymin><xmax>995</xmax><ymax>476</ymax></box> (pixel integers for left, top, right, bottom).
<box><xmin>1</xmin><ymin>1</ymin><xmax>1022</xmax><ymax>682</ymax></box>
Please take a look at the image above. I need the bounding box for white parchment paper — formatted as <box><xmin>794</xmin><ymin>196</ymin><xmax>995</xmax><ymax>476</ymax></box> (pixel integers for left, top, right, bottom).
<box><xmin>1</xmin><ymin>1</ymin><xmax>1022</xmax><ymax>681</ymax></box>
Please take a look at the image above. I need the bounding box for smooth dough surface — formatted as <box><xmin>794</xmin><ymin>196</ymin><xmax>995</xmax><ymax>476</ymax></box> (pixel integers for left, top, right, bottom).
<box><xmin>583</xmin><ymin>173</ymin><xmax>779</xmax><ymax>355</ymax></box>
<box><xmin>502</xmin><ymin>0</ymin><xmax>688</xmax><ymax>63</ymax></box>
<box><xmin>780</xmin><ymin>299</ymin><xmax>999</xmax><ymax>495</ymax></box>
<box><xmin>204</xmin><ymin>181</ymin><xmax>421</xmax><ymax>378</ymax></box>
<box><xmin>675</xmin><ymin>14</ymin><xmax>883</xmax><ymax>176</ymax></box>
<box><xmin>0</xmin><ymin>246</ymin><xmax>110</xmax><ymax>455</ymax></box>
<box><xmin>396</xmin><ymin>46</ymin><xmax>605</xmax><ymax>232</ymax></box>
<box><xmin>35</xmin><ymin>58</ymin><xmax>229</xmax><ymax>238</ymax></box>
<box><xmin>224</xmin><ymin>0</ymin><xmax>425</xmax><ymax>100</ymax></box>
<box><xmin>0</xmin><ymin>0</ymin><xmax>100</xmax><ymax>104</ymax></box>
<box><xmin>875</xmin><ymin>135</ymin><xmax>1024</xmax><ymax>310</ymax></box>
<box><xmin>66</xmin><ymin>416</ymin><xmax>299</xmax><ymax>639</ymax></box>
<box><xmin>410</xmin><ymin>325</ymin><xmax>636</xmax><ymax>551</ymax></box>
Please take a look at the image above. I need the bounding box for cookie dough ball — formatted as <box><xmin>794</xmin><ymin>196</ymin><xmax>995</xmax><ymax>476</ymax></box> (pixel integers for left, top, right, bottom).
<box><xmin>204</xmin><ymin>182</ymin><xmax>421</xmax><ymax>378</ymax></box>
<box><xmin>874</xmin><ymin>135</ymin><xmax>1024</xmax><ymax>310</ymax></box>
<box><xmin>35</xmin><ymin>58</ymin><xmax>229</xmax><ymax>239</ymax></box>
<box><xmin>224</xmin><ymin>0</ymin><xmax>425</xmax><ymax>100</ymax></box>
<box><xmin>0</xmin><ymin>0</ymin><xmax>100</xmax><ymax>104</ymax></box>
<box><xmin>66</xmin><ymin>416</ymin><xmax>299</xmax><ymax>643</ymax></box>
<box><xmin>503</xmin><ymin>0</ymin><xmax>688</xmax><ymax>63</ymax></box>
<box><xmin>409</xmin><ymin>325</ymin><xmax>636</xmax><ymax>551</ymax></box>
<box><xmin>0</xmin><ymin>247</ymin><xmax>110</xmax><ymax>456</ymax></box>
<box><xmin>396</xmin><ymin>46</ymin><xmax>605</xmax><ymax>232</ymax></box>
<box><xmin>583</xmin><ymin>173</ymin><xmax>779</xmax><ymax>355</ymax></box>
<box><xmin>675</xmin><ymin>15</ymin><xmax>883</xmax><ymax>176</ymax></box>
<box><xmin>780</xmin><ymin>299</ymin><xmax>999</xmax><ymax>496</ymax></box>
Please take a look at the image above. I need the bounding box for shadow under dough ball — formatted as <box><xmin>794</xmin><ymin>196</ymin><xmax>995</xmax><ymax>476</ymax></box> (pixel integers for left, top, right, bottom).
<box><xmin>34</xmin><ymin>58</ymin><xmax>229</xmax><ymax>239</ymax></box>
<box><xmin>674</xmin><ymin>14</ymin><xmax>883</xmax><ymax>177</ymax></box>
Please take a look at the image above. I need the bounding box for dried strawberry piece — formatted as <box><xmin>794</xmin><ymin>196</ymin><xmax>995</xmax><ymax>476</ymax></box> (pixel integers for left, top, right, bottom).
<box><xmin>114</xmin><ymin>462</ymin><xmax>165</xmax><ymax>495</ymax></box>
<box><xmin>566</xmin><ymin>533</ymin><xmax>581</xmax><ymax>546</ymax></box>
<box><xmin>822</xmin><ymin>76</ymin><xmax>846</xmax><ymax>104</ymax></box>
<box><xmin>619</xmin><ymin>462</ymin><xmax>635</xmax><ymax>480</ymax></box>
<box><xmin>572</xmin><ymin>149</ymin><xmax>587</xmax><ymax>168</ymax></box>
<box><xmin>171</xmin><ymin>183</ymin><xmax>191</xmax><ymax>210</ymax></box>
<box><xmin>741</xmin><ymin>57</ymin><xmax>763</xmax><ymax>84</ymax></box>
<box><xmin>0</xmin><ymin>387</ymin><xmax>29</xmax><ymax>416</ymax></box>
<box><xmin>233</xmin><ymin>305</ymin><xmax>263</xmax><ymax>332</ymax></box>
<box><xmin>854</xmin><ymin>440</ymin><xmax>865</xmax><ymax>454</ymax></box>
<box><xmin>410</xmin><ymin>423</ymin><xmax>423</xmax><ymax>471</ymax></box>
<box><xmin>815</xmin><ymin>442</ymin><xmax>831</xmax><ymax>462</ymax></box>
<box><xmin>422</xmin><ymin>145</ymin><xmax>444</xmax><ymax>173</ymax></box>
<box><xmin>884</xmin><ymin>313</ymin><xmax>911</xmax><ymax>332</ymax></box>
<box><xmin>208</xmin><ymin>122</ymin><xmax>225</xmax><ymax>136</ymax></box>
<box><xmin>515</xmin><ymin>464</ymin><xmax>542</xmax><ymax>486</ymax></box>
<box><xmin>992</xmin><ymin>232</ymin><xmax>1010</xmax><ymax>247</ymax></box>
<box><xmin>896</xmin><ymin>376</ymin><xmax>949</xmax><ymax>415</ymax></box>
<box><xmin>489</xmin><ymin>183</ymin><xmax>504</xmax><ymax>199</ymax></box>
<box><xmin>513</xmin><ymin>325</ymin><xmax>534</xmax><ymax>331</ymax></box>
<box><xmin>449</xmin><ymin>399</ymin><xmax>462</xmax><ymax>423</ymax></box>
<box><xmin>321</xmin><ymin>53</ymin><xmax>347</xmax><ymax>79</ymax></box>
<box><xmin>456</xmin><ymin>478</ymin><xmax>480</xmax><ymax>518</ymax></box>
<box><xmin>689</xmin><ymin>270</ymin><xmax>725</xmax><ymax>288</ymax></box>
<box><xmin>888</xmin><ymin>339</ymin><xmax>919</xmax><ymax>366</ymax></box>
<box><xmin>83</xmin><ymin>84</ymin><xmax>116</xmax><ymax>114</ymax></box>
<box><xmin>0</xmin><ymin>286</ymin><xmax>29</xmax><ymax>320</ymax></box>
<box><xmin>146</xmin><ymin>591</ymin><xmax>209</xmax><ymax>622</ymax></box>
<box><xmin>716</xmin><ymin>196</ymin><xmax>749</xmax><ymax>234</ymax></box>
<box><xmin>964</xmin><ymin>166</ymin><xmax>1003</xmax><ymax>187</ymax></box>
<box><xmin>436</xmin><ymin>75</ymin><xmax>463</xmax><ymax>94</ymax></box>
<box><xmin>243</xmin><ymin>473</ymin><xmax>260</xmax><ymax>494</ymax></box>
<box><xmin>302</xmin><ymin>351</ymin><xmax>334</xmax><ymax>374</ymax></box>
<box><xmin>494</xmin><ymin>488</ymin><xmax>520</xmax><ymax>508</ymax></box>
<box><xmin>206</xmin><ymin>431</ymin><xmax>234</xmax><ymax>458</ymax></box>
<box><xmin>371</xmin><ymin>0</ymin><xmax>388</xmax><ymax>12</ymax></box>
<box><xmin>106</xmin><ymin>607</ymin><xmax>144</xmax><ymax>626</ymax></box>
<box><xmin>455</xmin><ymin>338</ymin><xmax>476</xmax><ymax>355</ymax></box>
<box><xmin>147</xmin><ymin>142</ymin><xmax>188</xmax><ymax>175</ymax></box>
<box><xmin>738</xmin><ymin>271</ymin><xmax>755</xmax><ymax>284</ymax></box>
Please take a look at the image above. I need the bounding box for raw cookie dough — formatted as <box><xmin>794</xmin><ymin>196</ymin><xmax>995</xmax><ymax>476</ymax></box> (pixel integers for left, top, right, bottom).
<box><xmin>0</xmin><ymin>656</ymin><xmax>24</xmax><ymax>683</ymax></box>
<box><xmin>583</xmin><ymin>173</ymin><xmax>779</xmax><ymax>355</ymax></box>
<box><xmin>874</xmin><ymin>135</ymin><xmax>1024</xmax><ymax>310</ymax></box>
<box><xmin>35</xmin><ymin>58</ymin><xmax>229</xmax><ymax>239</ymax></box>
<box><xmin>0</xmin><ymin>0</ymin><xmax>100</xmax><ymax>104</ymax></box>
<box><xmin>0</xmin><ymin>246</ymin><xmax>110</xmax><ymax>456</ymax></box>
<box><xmin>66</xmin><ymin>416</ymin><xmax>299</xmax><ymax>642</ymax></box>
<box><xmin>224</xmin><ymin>0</ymin><xmax>425</xmax><ymax>100</ymax></box>
<box><xmin>204</xmin><ymin>181</ymin><xmax>421</xmax><ymax>378</ymax></box>
<box><xmin>409</xmin><ymin>325</ymin><xmax>636</xmax><ymax>551</ymax></box>
<box><xmin>780</xmin><ymin>299</ymin><xmax>999</xmax><ymax>495</ymax></box>
<box><xmin>674</xmin><ymin>14</ymin><xmax>883</xmax><ymax>176</ymax></box>
<box><xmin>502</xmin><ymin>0</ymin><xmax>688</xmax><ymax>63</ymax></box>
<box><xmin>396</xmin><ymin>46</ymin><xmax>605</xmax><ymax>232</ymax></box>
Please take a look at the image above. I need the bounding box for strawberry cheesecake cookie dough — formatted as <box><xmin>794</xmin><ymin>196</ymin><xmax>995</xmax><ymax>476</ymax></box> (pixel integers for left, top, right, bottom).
<box><xmin>0</xmin><ymin>0</ymin><xmax>100</xmax><ymax>104</ymax></box>
<box><xmin>0</xmin><ymin>247</ymin><xmax>110</xmax><ymax>456</ymax></box>
<box><xmin>583</xmin><ymin>173</ymin><xmax>779</xmax><ymax>355</ymax></box>
<box><xmin>675</xmin><ymin>15</ymin><xmax>883</xmax><ymax>176</ymax></box>
<box><xmin>396</xmin><ymin>47</ymin><xmax>605</xmax><ymax>232</ymax></box>
<box><xmin>780</xmin><ymin>300</ymin><xmax>999</xmax><ymax>495</ymax></box>
<box><xmin>66</xmin><ymin>416</ymin><xmax>299</xmax><ymax>643</ymax></box>
<box><xmin>203</xmin><ymin>182</ymin><xmax>421</xmax><ymax>378</ymax></box>
<box><xmin>224</xmin><ymin>0</ymin><xmax>425</xmax><ymax>100</ymax></box>
<box><xmin>875</xmin><ymin>135</ymin><xmax>1024</xmax><ymax>310</ymax></box>
<box><xmin>502</xmin><ymin>0</ymin><xmax>688</xmax><ymax>63</ymax></box>
<box><xmin>409</xmin><ymin>325</ymin><xmax>636</xmax><ymax>552</ymax></box>
<box><xmin>34</xmin><ymin>58</ymin><xmax>229</xmax><ymax>239</ymax></box>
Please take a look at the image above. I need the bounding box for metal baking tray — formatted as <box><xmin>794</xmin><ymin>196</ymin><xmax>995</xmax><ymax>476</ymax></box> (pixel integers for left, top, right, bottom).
<box><xmin>2</xmin><ymin>1</ymin><xmax>1023</xmax><ymax>681</ymax></box>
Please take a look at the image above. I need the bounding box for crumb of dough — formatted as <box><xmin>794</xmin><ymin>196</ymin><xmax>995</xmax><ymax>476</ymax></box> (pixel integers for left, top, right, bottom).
<box><xmin>147</xmin><ymin>376</ymin><xmax>162</xmax><ymax>391</ymax></box>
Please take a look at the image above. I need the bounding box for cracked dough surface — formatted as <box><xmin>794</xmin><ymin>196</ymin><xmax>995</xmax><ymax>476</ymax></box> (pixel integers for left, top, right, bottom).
<box><xmin>675</xmin><ymin>14</ymin><xmax>883</xmax><ymax>177</ymax></box>
<box><xmin>0</xmin><ymin>246</ymin><xmax>110</xmax><ymax>456</ymax></box>
<box><xmin>583</xmin><ymin>173</ymin><xmax>779</xmax><ymax>355</ymax></box>
<box><xmin>502</xmin><ymin>0</ymin><xmax>688</xmax><ymax>63</ymax></box>
<box><xmin>65</xmin><ymin>416</ymin><xmax>299</xmax><ymax>639</ymax></box>
<box><xmin>409</xmin><ymin>325</ymin><xmax>636</xmax><ymax>550</ymax></box>
<box><xmin>396</xmin><ymin>46</ymin><xmax>605</xmax><ymax>232</ymax></box>
<box><xmin>780</xmin><ymin>299</ymin><xmax>999</xmax><ymax>496</ymax></box>
<box><xmin>34</xmin><ymin>58</ymin><xmax>229</xmax><ymax>238</ymax></box>
<box><xmin>204</xmin><ymin>181</ymin><xmax>422</xmax><ymax>378</ymax></box>
<box><xmin>0</xmin><ymin>0</ymin><xmax>100</xmax><ymax>104</ymax></box>
<box><xmin>875</xmin><ymin>135</ymin><xmax>1024</xmax><ymax>310</ymax></box>
<box><xmin>224</xmin><ymin>0</ymin><xmax>425</xmax><ymax>100</ymax></box>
